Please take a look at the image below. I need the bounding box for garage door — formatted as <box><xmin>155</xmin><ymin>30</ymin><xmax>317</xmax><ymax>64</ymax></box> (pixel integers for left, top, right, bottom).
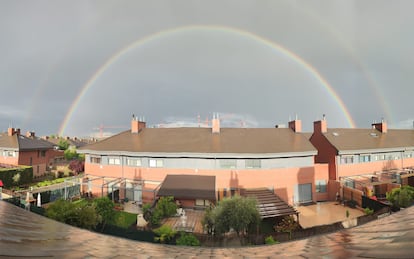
<box><xmin>295</xmin><ymin>183</ymin><xmax>312</xmax><ymax>204</ymax></box>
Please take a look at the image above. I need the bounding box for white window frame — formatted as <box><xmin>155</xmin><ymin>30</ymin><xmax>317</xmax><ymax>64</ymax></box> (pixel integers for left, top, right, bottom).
<box><xmin>90</xmin><ymin>156</ymin><xmax>101</xmax><ymax>164</ymax></box>
<box><xmin>149</xmin><ymin>159</ymin><xmax>163</xmax><ymax>168</ymax></box>
<box><xmin>340</xmin><ymin>155</ymin><xmax>354</xmax><ymax>164</ymax></box>
<box><xmin>108</xmin><ymin>157</ymin><xmax>121</xmax><ymax>165</ymax></box>
<box><xmin>220</xmin><ymin>159</ymin><xmax>237</xmax><ymax>169</ymax></box>
<box><xmin>126</xmin><ymin>158</ymin><xmax>142</xmax><ymax>167</ymax></box>
<box><xmin>245</xmin><ymin>159</ymin><xmax>261</xmax><ymax>169</ymax></box>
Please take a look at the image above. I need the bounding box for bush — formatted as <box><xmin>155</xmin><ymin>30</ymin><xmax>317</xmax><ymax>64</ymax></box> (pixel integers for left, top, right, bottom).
<box><xmin>364</xmin><ymin>207</ymin><xmax>374</xmax><ymax>215</ymax></box>
<box><xmin>153</xmin><ymin>225</ymin><xmax>176</xmax><ymax>244</ymax></box>
<box><xmin>386</xmin><ymin>186</ymin><xmax>414</xmax><ymax>208</ymax></box>
<box><xmin>45</xmin><ymin>199</ymin><xmax>98</xmax><ymax>230</ymax></box>
<box><xmin>0</xmin><ymin>166</ymin><xmax>33</xmax><ymax>188</ymax></box>
<box><xmin>68</xmin><ymin>160</ymin><xmax>84</xmax><ymax>175</ymax></box>
<box><xmin>176</xmin><ymin>233</ymin><xmax>200</xmax><ymax>246</ymax></box>
<box><xmin>265</xmin><ymin>235</ymin><xmax>278</xmax><ymax>245</ymax></box>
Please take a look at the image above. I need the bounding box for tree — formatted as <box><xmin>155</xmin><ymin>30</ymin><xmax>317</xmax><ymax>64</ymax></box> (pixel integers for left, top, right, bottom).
<box><xmin>93</xmin><ymin>197</ymin><xmax>115</xmax><ymax>231</ymax></box>
<box><xmin>210</xmin><ymin>195</ymin><xmax>260</xmax><ymax>244</ymax></box>
<box><xmin>69</xmin><ymin>159</ymin><xmax>84</xmax><ymax>175</ymax></box>
<box><xmin>156</xmin><ymin>196</ymin><xmax>178</xmax><ymax>217</ymax></box>
<box><xmin>57</xmin><ymin>139</ymin><xmax>70</xmax><ymax>150</ymax></box>
<box><xmin>386</xmin><ymin>185</ymin><xmax>414</xmax><ymax>208</ymax></box>
<box><xmin>64</xmin><ymin>148</ymin><xmax>78</xmax><ymax>160</ymax></box>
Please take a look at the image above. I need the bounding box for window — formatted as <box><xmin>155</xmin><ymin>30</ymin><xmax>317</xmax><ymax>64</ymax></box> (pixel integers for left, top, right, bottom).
<box><xmin>405</xmin><ymin>152</ymin><xmax>413</xmax><ymax>158</ymax></box>
<box><xmin>195</xmin><ymin>199</ymin><xmax>211</xmax><ymax>207</ymax></box>
<box><xmin>359</xmin><ymin>155</ymin><xmax>371</xmax><ymax>163</ymax></box>
<box><xmin>149</xmin><ymin>159</ymin><xmax>163</xmax><ymax>168</ymax></box>
<box><xmin>90</xmin><ymin>156</ymin><xmax>101</xmax><ymax>164</ymax></box>
<box><xmin>340</xmin><ymin>155</ymin><xmax>354</xmax><ymax>164</ymax></box>
<box><xmin>127</xmin><ymin>158</ymin><xmax>141</xmax><ymax>167</ymax></box>
<box><xmin>245</xmin><ymin>159</ymin><xmax>261</xmax><ymax>169</ymax></box>
<box><xmin>315</xmin><ymin>180</ymin><xmax>327</xmax><ymax>193</ymax></box>
<box><xmin>108</xmin><ymin>157</ymin><xmax>121</xmax><ymax>165</ymax></box>
<box><xmin>3</xmin><ymin>150</ymin><xmax>16</xmax><ymax>157</ymax></box>
<box><xmin>40</xmin><ymin>150</ymin><xmax>46</xmax><ymax>157</ymax></box>
<box><xmin>220</xmin><ymin>159</ymin><xmax>237</xmax><ymax>169</ymax></box>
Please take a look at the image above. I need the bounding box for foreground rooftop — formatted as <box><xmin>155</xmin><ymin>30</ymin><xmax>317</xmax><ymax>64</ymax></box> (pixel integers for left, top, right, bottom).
<box><xmin>0</xmin><ymin>201</ymin><xmax>413</xmax><ymax>258</ymax></box>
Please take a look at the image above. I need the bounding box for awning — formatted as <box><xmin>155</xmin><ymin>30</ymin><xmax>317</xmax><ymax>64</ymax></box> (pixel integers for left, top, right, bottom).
<box><xmin>157</xmin><ymin>175</ymin><xmax>216</xmax><ymax>200</ymax></box>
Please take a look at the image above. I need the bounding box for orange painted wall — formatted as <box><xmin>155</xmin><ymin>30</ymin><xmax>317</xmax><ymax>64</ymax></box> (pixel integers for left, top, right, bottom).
<box><xmin>84</xmin><ymin>161</ymin><xmax>329</xmax><ymax>205</ymax></box>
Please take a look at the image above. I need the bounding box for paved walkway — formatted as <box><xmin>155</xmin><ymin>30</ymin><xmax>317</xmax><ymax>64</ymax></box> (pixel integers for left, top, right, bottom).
<box><xmin>296</xmin><ymin>201</ymin><xmax>365</xmax><ymax>228</ymax></box>
<box><xmin>0</xmin><ymin>201</ymin><xmax>413</xmax><ymax>258</ymax></box>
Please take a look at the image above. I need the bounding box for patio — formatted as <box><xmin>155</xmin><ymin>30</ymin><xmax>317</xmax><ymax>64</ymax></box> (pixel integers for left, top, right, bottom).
<box><xmin>162</xmin><ymin>209</ymin><xmax>205</xmax><ymax>233</ymax></box>
<box><xmin>296</xmin><ymin>201</ymin><xmax>365</xmax><ymax>229</ymax></box>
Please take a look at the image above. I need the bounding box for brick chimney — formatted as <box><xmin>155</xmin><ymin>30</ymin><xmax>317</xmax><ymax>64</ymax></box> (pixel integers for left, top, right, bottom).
<box><xmin>314</xmin><ymin>115</ymin><xmax>327</xmax><ymax>134</ymax></box>
<box><xmin>8</xmin><ymin>128</ymin><xmax>20</xmax><ymax>136</ymax></box>
<box><xmin>288</xmin><ymin>118</ymin><xmax>302</xmax><ymax>133</ymax></box>
<box><xmin>372</xmin><ymin>119</ymin><xmax>387</xmax><ymax>133</ymax></box>
<box><xmin>212</xmin><ymin>113</ymin><xmax>220</xmax><ymax>134</ymax></box>
<box><xmin>131</xmin><ymin>114</ymin><xmax>146</xmax><ymax>134</ymax></box>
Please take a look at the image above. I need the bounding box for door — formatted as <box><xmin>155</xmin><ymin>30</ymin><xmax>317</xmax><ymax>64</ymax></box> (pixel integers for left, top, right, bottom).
<box><xmin>295</xmin><ymin>183</ymin><xmax>312</xmax><ymax>204</ymax></box>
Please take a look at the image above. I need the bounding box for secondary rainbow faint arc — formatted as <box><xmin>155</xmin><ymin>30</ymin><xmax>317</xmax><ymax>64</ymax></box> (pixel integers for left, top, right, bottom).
<box><xmin>58</xmin><ymin>25</ymin><xmax>356</xmax><ymax>136</ymax></box>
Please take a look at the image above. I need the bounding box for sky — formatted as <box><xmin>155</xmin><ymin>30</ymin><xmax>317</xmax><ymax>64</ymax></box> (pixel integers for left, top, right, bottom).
<box><xmin>1</xmin><ymin>1</ymin><xmax>413</xmax><ymax>137</ymax></box>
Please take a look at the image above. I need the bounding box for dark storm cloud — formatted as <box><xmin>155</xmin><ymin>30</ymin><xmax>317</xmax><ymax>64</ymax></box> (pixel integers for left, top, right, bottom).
<box><xmin>1</xmin><ymin>1</ymin><xmax>413</xmax><ymax>136</ymax></box>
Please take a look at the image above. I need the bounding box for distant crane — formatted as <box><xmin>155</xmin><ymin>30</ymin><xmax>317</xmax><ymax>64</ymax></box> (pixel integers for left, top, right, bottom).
<box><xmin>93</xmin><ymin>124</ymin><xmax>128</xmax><ymax>138</ymax></box>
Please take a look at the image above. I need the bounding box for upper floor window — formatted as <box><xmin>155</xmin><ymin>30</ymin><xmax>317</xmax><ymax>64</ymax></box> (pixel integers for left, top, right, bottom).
<box><xmin>108</xmin><ymin>157</ymin><xmax>121</xmax><ymax>165</ymax></box>
<box><xmin>245</xmin><ymin>159</ymin><xmax>261</xmax><ymax>169</ymax></box>
<box><xmin>340</xmin><ymin>155</ymin><xmax>354</xmax><ymax>164</ymax></box>
<box><xmin>126</xmin><ymin>158</ymin><xmax>142</xmax><ymax>167</ymax></box>
<box><xmin>359</xmin><ymin>155</ymin><xmax>371</xmax><ymax>163</ymax></box>
<box><xmin>3</xmin><ymin>150</ymin><xmax>16</xmax><ymax>157</ymax></box>
<box><xmin>149</xmin><ymin>159</ymin><xmax>163</xmax><ymax>168</ymax></box>
<box><xmin>220</xmin><ymin>159</ymin><xmax>237</xmax><ymax>169</ymax></box>
<box><xmin>90</xmin><ymin>156</ymin><xmax>101</xmax><ymax>164</ymax></box>
<box><xmin>40</xmin><ymin>150</ymin><xmax>46</xmax><ymax>157</ymax></box>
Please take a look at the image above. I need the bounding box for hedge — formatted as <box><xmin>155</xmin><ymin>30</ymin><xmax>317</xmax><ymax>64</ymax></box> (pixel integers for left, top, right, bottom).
<box><xmin>0</xmin><ymin>166</ymin><xmax>33</xmax><ymax>188</ymax></box>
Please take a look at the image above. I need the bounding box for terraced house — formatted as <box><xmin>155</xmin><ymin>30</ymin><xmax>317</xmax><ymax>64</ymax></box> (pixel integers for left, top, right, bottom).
<box><xmin>310</xmin><ymin>119</ymin><xmax>414</xmax><ymax>200</ymax></box>
<box><xmin>0</xmin><ymin>128</ymin><xmax>57</xmax><ymax>176</ymax></box>
<box><xmin>78</xmin><ymin>116</ymin><xmax>329</xmax><ymax>207</ymax></box>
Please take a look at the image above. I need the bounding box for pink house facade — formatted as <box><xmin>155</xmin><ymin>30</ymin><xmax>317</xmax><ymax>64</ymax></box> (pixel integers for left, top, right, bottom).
<box><xmin>79</xmin><ymin>117</ymin><xmax>329</xmax><ymax>206</ymax></box>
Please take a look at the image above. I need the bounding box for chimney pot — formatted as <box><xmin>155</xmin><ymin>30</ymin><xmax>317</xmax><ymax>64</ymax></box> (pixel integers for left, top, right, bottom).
<box><xmin>288</xmin><ymin>119</ymin><xmax>302</xmax><ymax>133</ymax></box>
<box><xmin>372</xmin><ymin>120</ymin><xmax>387</xmax><ymax>133</ymax></box>
<box><xmin>212</xmin><ymin>114</ymin><xmax>220</xmax><ymax>133</ymax></box>
<box><xmin>131</xmin><ymin>116</ymin><xmax>146</xmax><ymax>133</ymax></box>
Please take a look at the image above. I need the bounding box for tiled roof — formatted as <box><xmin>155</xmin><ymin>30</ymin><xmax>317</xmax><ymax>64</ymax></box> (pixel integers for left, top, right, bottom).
<box><xmin>323</xmin><ymin>128</ymin><xmax>414</xmax><ymax>152</ymax></box>
<box><xmin>157</xmin><ymin>175</ymin><xmax>216</xmax><ymax>200</ymax></box>
<box><xmin>79</xmin><ymin>127</ymin><xmax>316</xmax><ymax>156</ymax></box>
<box><xmin>0</xmin><ymin>133</ymin><xmax>54</xmax><ymax>151</ymax></box>
<box><xmin>0</xmin><ymin>201</ymin><xmax>413</xmax><ymax>258</ymax></box>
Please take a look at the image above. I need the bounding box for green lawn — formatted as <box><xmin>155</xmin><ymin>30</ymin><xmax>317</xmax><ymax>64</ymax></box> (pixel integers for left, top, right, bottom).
<box><xmin>110</xmin><ymin>211</ymin><xmax>137</xmax><ymax>229</ymax></box>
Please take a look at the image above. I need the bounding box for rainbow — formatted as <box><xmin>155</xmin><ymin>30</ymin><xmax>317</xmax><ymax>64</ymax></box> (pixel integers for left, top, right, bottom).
<box><xmin>285</xmin><ymin>2</ymin><xmax>392</xmax><ymax>121</ymax></box>
<box><xmin>58</xmin><ymin>25</ymin><xmax>356</xmax><ymax>136</ymax></box>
